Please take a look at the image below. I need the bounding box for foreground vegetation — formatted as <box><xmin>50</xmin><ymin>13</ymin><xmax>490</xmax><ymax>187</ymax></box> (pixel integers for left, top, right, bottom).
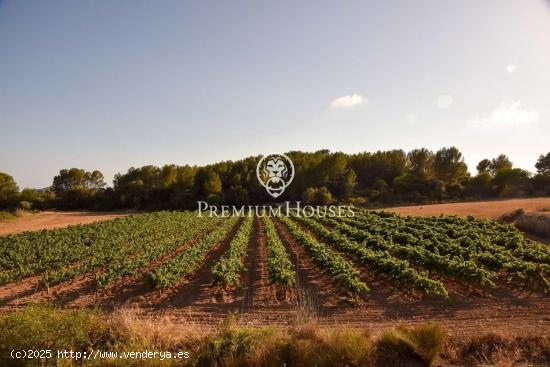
<box><xmin>0</xmin><ymin>304</ymin><xmax>549</xmax><ymax>367</ymax></box>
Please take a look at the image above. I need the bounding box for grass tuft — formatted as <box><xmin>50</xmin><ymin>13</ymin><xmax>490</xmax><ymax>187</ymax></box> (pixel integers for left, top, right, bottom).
<box><xmin>376</xmin><ymin>324</ymin><xmax>445</xmax><ymax>366</ymax></box>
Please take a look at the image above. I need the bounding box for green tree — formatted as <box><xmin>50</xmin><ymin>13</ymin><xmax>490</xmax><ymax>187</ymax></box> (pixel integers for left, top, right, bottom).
<box><xmin>19</xmin><ymin>189</ymin><xmax>53</xmax><ymax>210</ymax></box>
<box><xmin>0</xmin><ymin>172</ymin><xmax>18</xmax><ymax>208</ymax></box>
<box><xmin>302</xmin><ymin>187</ymin><xmax>317</xmax><ymax>204</ymax></box>
<box><xmin>315</xmin><ymin>187</ymin><xmax>334</xmax><ymax>205</ymax></box>
<box><xmin>342</xmin><ymin>169</ymin><xmax>357</xmax><ymax>198</ymax></box>
<box><xmin>202</xmin><ymin>171</ymin><xmax>222</xmax><ymax>196</ymax></box>
<box><xmin>490</xmin><ymin>154</ymin><xmax>513</xmax><ymax>174</ymax></box>
<box><xmin>535</xmin><ymin>152</ymin><xmax>550</xmax><ymax>175</ymax></box>
<box><xmin>493</xmin><ymin>168</ymin><xmax>530</xmax><ymax>197</ymax></box>
<box><xmin>52</xmin><ymin>168</ymin><xmax>106</xmax><ymax>209</ymax></box>
<box><xmin>476</xmin><ymin>159</ymin><xmax>492</xmax><ymax>174</ymax></box>
<box><xmin>433</xmin><ymin>147</ymin><xmax>469</xmax><ymax>184</ymax></box>
<box><xmin>89</xmin><ymin>170</ymin><xmax>106</xmax><ymax>189</ymax></box>
<box><xmin>53</xmin><ymin>168</ymin><xmax>87</xmax><ymax>194</ymax></box>
<box><xmin>407</xmin><ymin>148</ymin><xmax>434</xmax><ymax>178</ymax></box>
<box><xmin>301</xmin><ymin>187</ymin><xmax>334</xmax><ymax>205</ymax></box>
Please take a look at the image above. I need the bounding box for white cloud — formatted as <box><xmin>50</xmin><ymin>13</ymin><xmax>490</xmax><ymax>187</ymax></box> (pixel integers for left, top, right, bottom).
<box><xmin>329</xmin><ymin>94</ymin><xmax>366</xmax><ymax>109</ymax></box>
<box><xmin>404</xmin><ymin>113</ymin><xmax>417</xmax><ymax>125</ymax></box>
<box><xmin>436</xmin><ymin>95</ymin><xmax>453</xmax><ymax>109</ymax></box>
<box><xmin>506</xmin><ymin>65</ymin><xmax>517</xmax><ymax>73</ymax></box>
<box><xmin>469</xmin><ymin>101</ymin><xmax>539</xmax><ymax>128</ymax></box>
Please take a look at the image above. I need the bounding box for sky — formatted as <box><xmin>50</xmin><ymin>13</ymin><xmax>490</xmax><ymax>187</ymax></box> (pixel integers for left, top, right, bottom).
<box><xmin>1</xmin><ymin>0</ymin><xmax>549</xmax><ymax>189</ymax></box>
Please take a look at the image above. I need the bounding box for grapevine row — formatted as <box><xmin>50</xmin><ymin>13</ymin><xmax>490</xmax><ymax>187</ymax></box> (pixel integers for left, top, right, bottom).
<box><xmin>261</xmin><ymin>216</ymin><xmax>296</xmax><ymax>287</ymax></box>
<box><xmin>147</xmin><ymin>216</ymin><xmax>239</xmax><ymax>290</ymax></box>
<box><xmin>292</xmin><ymin>215</ymin><xmax>448</xmax><ymax>297</ymax></box>
<box><xmin>345</xmin><ymin>212</ymin><xmax>550</xmax><ymax>292</ymax></box>
<box><xmin>316</xmin><ymin>216</ymin><xmax>496</xmax><ymax>288</ymax></box>
<box><xmin>277</xmin><ymin>216</ymin><xmax>369</xmax><ymax>295</ymax></box>
<box><xmin>211</xmin><ymin>215</ymin><xmax>254</xmax><ymax>287</ymax></box>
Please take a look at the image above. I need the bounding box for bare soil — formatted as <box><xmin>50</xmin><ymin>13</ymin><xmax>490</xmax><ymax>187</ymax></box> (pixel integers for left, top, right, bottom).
<box><xmin>382</xmin><ymin>197</ymin><xmax>550</xmax><ymax>219</ymax></box>
<box><xmin>0</xmin><ymin>211</ymin><xmax>131</xmax><ymax>236</ymax></box>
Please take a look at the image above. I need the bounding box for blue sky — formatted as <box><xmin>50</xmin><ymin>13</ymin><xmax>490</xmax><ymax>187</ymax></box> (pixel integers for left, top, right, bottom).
<box><xmin>1</xmin><ymin>0</ymin><xmax>549</xmax><ymax>188</ymax></box>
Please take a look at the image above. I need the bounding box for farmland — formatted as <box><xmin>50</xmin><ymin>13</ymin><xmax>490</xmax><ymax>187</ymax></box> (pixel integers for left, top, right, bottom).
<box><xmin>0</xmin><ymin>208</ymin><xmax>549</xmax><ymax>339</ymax></box>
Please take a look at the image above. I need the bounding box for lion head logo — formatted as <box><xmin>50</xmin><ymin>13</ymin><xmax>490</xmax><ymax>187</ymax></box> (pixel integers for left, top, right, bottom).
<box><xmin>256</xmin><ymin>153</ymin><xmax>294</xmax><ymax>198</ymax></box>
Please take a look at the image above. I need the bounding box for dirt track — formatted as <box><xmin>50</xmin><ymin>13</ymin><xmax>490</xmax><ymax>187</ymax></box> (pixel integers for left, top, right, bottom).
<box><xmin>383</xmin><ymin>197</ymin><xmax>550</xmax><ymax>219</ymax></box>
<box><xmin>0</xmin><ymin>211</ymin><xmax>131</xmax><ymax>236</ymax></box>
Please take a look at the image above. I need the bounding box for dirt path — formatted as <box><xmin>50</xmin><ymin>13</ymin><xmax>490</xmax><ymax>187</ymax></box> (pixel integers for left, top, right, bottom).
<box><xmin>382</xmin><ymin>197</ymin><xmax>550</xmax><ymax>219</ymax></box>
<box><xmin>241</xmin><ymin>216</ymin><xmax>271</xmax><ymax>308</ymax></box>
<box><xmin>0</xmin><ymin>211</ymin><xmax>131</xmax><ymax>236</ymax></box>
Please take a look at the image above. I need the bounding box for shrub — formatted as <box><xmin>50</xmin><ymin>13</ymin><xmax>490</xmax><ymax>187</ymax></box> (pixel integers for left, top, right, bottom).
<box><xmin>376</xmin><ymin>324</ymin><xmax>445</xmax><ymax>366</ymax></box>
<box><xmin>0</xmin><ymin>211</ymin><xmax>16</xmax><ymax>221</ymax></box>
<box><xmin>0</xmin><ymin>304</ymin><xmax>100</xmax><ymax>366</ymax></box>
<box><xmin>320</xmin><ymin>329</ymin><xmax>371</xmax><ymax>366</ymax></box>
<box><xmin>195</xmin><ymin>317</ymin><xmax>285</xmax><ymax>367</ymax></box>
<box><xmin>301</xmin><ymin>187</ymin><xmax>335</xmax><ymax>205</ymax></box>
<box><xmin>459</xmin><ymin>333</ymin><xmax>510</xmax><ymax>364</ymax></box>
<box><xmin>287</xmin><ymin>325</ymin><xmax>371</xmax><ymax>367</ymax></box>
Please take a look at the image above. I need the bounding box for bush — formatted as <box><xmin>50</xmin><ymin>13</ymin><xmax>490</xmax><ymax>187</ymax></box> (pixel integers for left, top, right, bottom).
<box><xmin>18</xmin><ymin>201</ymin><xmax>32</xmax><ymax>211</ymax></box>
<box><xmin>286</xmin><ymin>325</ymin><xmax>371</xmax><ymax>367</ymax></box>
<box><xmin>320</xmin><ymin>329</ymin><xmax>371</xmax><ymax>366</ymax></box>
<box><xmin>301</xmin><ymin>187</ymin><xmax>334</xmax><ymax>205</ymax></box>
<box><xmin>459</xmin><ymin>333</ymin><xmax>510</xmax><ymax>364</ymax></box>
<box><xmin>376</xmin><ymin>324</ymin><xmax>445</xmax><ymax>366</ymax></box>
<box><xmin>195</xmin><ymin>317</ymin><xmax>285</xmax><ymax>367</ymax></box>
<box><xmin>0</xmin><ymin>304</ymin><xmax>100</xmax><ymax>366</ymax></box>
<box><xmin>0</xmin><ymin>211</ymin><xmax>16</xmax><ymax>221</ymax></box>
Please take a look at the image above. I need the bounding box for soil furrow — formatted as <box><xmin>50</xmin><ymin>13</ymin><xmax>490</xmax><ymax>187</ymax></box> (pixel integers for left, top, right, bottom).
<box><xmin>241</xmin><ymin>215</ymin><xmax>273</xmax><ymax>309</ymax></box>
<box><xmin>149</xmin><ymin>218</ymin><xmax>244</xmax><ymax>310</ymax></box>
<box><xmin>272</xmin><ymin>217</ymin><xmax>343</xmax><ymax>309</ymax></box>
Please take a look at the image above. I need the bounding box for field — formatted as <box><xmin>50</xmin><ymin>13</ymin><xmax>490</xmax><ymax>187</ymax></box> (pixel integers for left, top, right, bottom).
<box><xmin>0</xmin><ymin>211</ymin><xmax>130</xmax><ymax>236</ymax></box>
<box><xmin>1</xmin><ymin>207</ymin><xmax>549</xmax><ymax>342</ymax></box>
<box><xmin>384</xmin><ymin>197</ymin><xmax>550</xmax><ymax>219</ymax></box>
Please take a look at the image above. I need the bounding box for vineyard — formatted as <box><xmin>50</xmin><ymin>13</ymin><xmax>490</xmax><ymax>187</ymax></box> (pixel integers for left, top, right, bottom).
<box><xmin>0</xmin><ymin>210</ymin><xmax>549</xmax><ymax>333</ymax></box>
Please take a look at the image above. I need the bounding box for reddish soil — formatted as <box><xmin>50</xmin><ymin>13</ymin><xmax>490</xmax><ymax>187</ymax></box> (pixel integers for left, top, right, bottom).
<box><xmin>0</xmin><ymin>211</ymin><xmax>131</xmax><ymax>236</ymax></box>
<box><xmin>241</xmin><ymin>216</ymin><xmax>274</xmax><ymax>308</ymax></box>
<box><xmin>144</xmin><ymin>218</ymin><xmax>245</xmax><ymax>309</ymax></box>
<box><xmin>383</xmin><ymin>197</ymin><xmax>550</xmax><ymax>219</ymax></box>
<box><xmin>272</xmin><ymin>218</ymin><xmax>351</xmax><ymax>308</ymax></box>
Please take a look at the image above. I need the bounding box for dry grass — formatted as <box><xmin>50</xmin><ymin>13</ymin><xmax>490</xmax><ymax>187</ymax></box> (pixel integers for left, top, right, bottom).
<box><xmin>376</xmin><ymin>324</ymin><xmax>445</xmax><ymax>366</ymax></box>
<box><xmin>1</xmin><ymin>304</ymin><xmax>549</xmax><ymax>366</ymax></box>
<box><xmin>444</xmin><ymin>331</ymin><xmax>550</xmax><ymax>367</ymax></box>
<box><xmin>105</xmin><ymin>308</ymin><xmax>205</xmax><ymax>350</ymax></box>
<box><xmin>292</xmin><ymin>287</ymin><xmax>319</xmax><ymax>324</ymax></box>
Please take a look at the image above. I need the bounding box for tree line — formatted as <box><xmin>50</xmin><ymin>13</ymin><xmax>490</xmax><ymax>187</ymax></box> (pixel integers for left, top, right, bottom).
<box><xmin>1</xmin><ymin>148</ymin><xmax>549</xmax><ymax>211</ymax></box>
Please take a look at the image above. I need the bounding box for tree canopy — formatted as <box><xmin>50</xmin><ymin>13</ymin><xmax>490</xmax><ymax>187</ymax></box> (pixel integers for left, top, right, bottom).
<box><xmin>2</xmin><ymin>148</ymin><xmax>549</xmax><ymax>211</ymax></box>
